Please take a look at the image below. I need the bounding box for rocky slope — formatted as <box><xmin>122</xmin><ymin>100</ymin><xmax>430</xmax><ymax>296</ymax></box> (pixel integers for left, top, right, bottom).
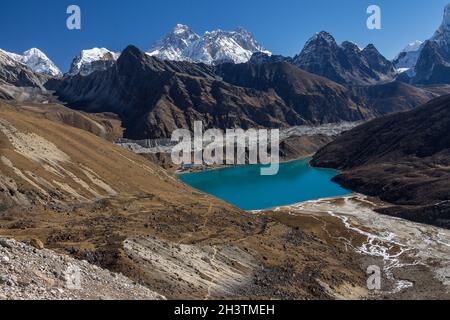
<box><xmin>293</xmin><ymin>32</ymin><xmax>396</xmax><ymax>86</ymax></box>
<box><xmin>0</xmin><ymin>238</ymin><xmax>164</xmax><ymax>300</ymax></box>
<box><xmin>311</xmin><ymin>94</ymin><xmax>450</xmax><ymax>228</ymax></box>
<box><xmin>249</xmin><ymin>52</ymin><xmax>293</xmax><ymax>64</ymax></box>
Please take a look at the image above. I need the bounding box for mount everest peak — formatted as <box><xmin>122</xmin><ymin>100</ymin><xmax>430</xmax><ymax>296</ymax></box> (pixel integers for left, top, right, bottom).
<box><xmin>147</xmin><ymin>24</ymin><xmax>200</xmax><ymax>61</ymax></box>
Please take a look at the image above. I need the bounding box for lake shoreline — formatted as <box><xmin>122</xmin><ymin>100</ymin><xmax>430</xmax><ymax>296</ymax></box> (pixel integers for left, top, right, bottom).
<box><xmin>178</xmin><ymin>158</ymin><xmax>351</xmax><ymax>211</ymax></box>
<box><xmin>269</xmin><ymin>194</ymin><xmax>450</xmax><ymax>299</ymax></box>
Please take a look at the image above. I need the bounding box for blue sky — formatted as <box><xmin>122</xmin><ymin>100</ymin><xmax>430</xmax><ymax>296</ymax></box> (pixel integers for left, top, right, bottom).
<box><xmin>1</xmin><ymin>0</ymin><xmax>448</xmax><ymax>72</ymax></box>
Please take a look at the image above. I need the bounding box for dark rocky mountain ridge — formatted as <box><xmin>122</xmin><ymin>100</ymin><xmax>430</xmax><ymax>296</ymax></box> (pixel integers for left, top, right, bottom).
<box><xmin>46</xmin><ymin>45</ymin><xmax>439</xmax><ymax>140</ymax></box>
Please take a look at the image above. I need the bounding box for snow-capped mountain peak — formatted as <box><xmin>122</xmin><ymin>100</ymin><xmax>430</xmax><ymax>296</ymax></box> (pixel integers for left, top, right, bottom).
<box><xmin>21</xmin><ymin>48</ymin><xmax>62</xmax><ymax>77</ymax></box>
<box><xmin>173</xmin><ymin>24</ymin><xmax>193</xmax><ymax>35</ymax></box>
<box><xmin>393</xmin><ymin>40</ymin><xmax>424</xmax><ymax>70</ymax></box>
<box><xmin>148</xmin><ymin>24</ymin><xmax>200</xmax><ymax>61</ymax></box>
<box><xmin>147</xmin><ymin>25</ymin><xmax>270</xmax><ymax>65</ymax></box>
<box><xmin>0</xmin><ymin>48</ymin><xmax>61</xmax><ymax>77</ymax></box>
<box><xmin>68</xmin><ymin>48</ymin><xmax>119</xmax><ymax>76</ymax></box>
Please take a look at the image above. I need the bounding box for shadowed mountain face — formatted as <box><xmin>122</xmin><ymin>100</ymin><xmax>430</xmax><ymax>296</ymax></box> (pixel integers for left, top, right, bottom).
<box><xmin>216</xmin><ymin>62</ymin><xmax>436</xmax><ymax>119</ymax></box>
<box><xmin>215</xmin><ymin>61</ymin><xmax>368</xmax><ymax>123</ymax></box>
<box><xmin>311</xmin><ymin>95</ymin><xmax>450</xmax><ymax>228</ymax></box>
<box><xmin>49</xmin><ymin>46</ymin><xmax>373</xmax><ymax>139</ymax></box>
<box><xmin>0</xmin><ymin>50</ymin><xmax>54</xmax><ymax>102</ymax></box>
<box><xmin>350</xmin><ymin>81</ymin><xmax>436</xmax><ymax>115</ymax></box>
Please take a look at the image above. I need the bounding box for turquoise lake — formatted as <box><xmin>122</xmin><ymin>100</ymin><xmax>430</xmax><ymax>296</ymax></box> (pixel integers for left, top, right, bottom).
<box><xmin>177</xmin><ymin>159</ymin><xmax>351</xmax><ymax>210</ymax></box>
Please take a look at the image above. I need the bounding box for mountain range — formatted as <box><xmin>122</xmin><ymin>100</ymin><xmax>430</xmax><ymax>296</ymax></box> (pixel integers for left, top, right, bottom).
<box><xmin>2</xmin><ymin>5</ymin><xmax>450</xmax><ymax>141</ymax></box>
<box><xmin>0</xmin><ymin>24</ymin><xmax>406</xmax><ymax>81</ymax></box>
<box><xmin>48</xmin><ymin>45</ymin><xmax>438</xmax><ymax>139</ymax></box>
<box><xmin>3</xmin><ymin>3</ymin><xmax>450</xmax><ymax>86</ymax></box>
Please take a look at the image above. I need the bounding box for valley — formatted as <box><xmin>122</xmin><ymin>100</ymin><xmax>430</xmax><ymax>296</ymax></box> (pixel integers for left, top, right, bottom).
<box><xmin>2</xmin><ymin>3</ymin><xmax>450</xmax><ymax>302</ymax></box>
<box><xmin>1</xmin><ymin>98</ymin><xmax>450</xmax><ymax>300</ymax></box>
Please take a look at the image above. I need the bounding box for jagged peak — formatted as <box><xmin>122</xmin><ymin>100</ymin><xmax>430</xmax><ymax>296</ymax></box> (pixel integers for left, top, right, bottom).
<box><xmin>77</xmin><ymin>47</ymin><xmax>117</xmax><ymax>58</ymax></box>
<box><xmin>121</xmin><ymin>45</ymin><xmax>142</xmax><ymax>56</ymax></box>
<box><xmin>311</xmin><ymin>31</ymin><xmax>336</xmax><ymax>43</ymax></box>
<box><xmin>0</xmin><ymin>47</ymin><xmax>61</xmax><ymax>77</ymax></box>
<box><xmin>164</xmin><ymin>24</ymin><xmax>198</xmax><ymax>38</ymax></box>
<box><xmin>362</xmin><ymin>44</ymin><xmax>380</xmax><ymax>53</ymax></box>
<box><xmin>119</xmin><ymin>45</ymin><xmax>148</xmax><ymax>65</ymax></box>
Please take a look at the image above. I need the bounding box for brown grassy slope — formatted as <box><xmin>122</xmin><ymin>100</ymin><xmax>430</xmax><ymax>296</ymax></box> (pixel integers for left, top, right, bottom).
<box><xmin>0</xmin><ymin>100</ymin><xmax>240</xmax><ymax>214</ymax></box>
<box><xmin>9</xmin><ymin>103</ymin><xmax>123</xmax><ymax>141</ymax></box>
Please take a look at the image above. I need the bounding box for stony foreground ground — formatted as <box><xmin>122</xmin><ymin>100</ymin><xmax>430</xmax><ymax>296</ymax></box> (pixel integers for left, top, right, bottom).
<box><xmin>0</xmin><ymin>238</ymin><xmax>165</xmax><ymax>300</ymax></box>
